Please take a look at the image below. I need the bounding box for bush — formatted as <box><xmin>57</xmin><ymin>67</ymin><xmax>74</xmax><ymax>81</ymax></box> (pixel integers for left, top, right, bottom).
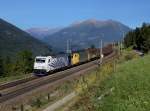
<box><xmin>124</xmin><ymin>52</ymin><xmax>135</xmax><ymax>61</ymax></box>
<box><xmin>0</xmin><ymin>50</ymin><xmax>34</xmax><ymax>78</ymax></box>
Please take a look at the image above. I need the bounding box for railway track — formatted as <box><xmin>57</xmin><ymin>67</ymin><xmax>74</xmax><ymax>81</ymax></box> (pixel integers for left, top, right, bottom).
<box><xmin>0</xmin><ymin>45</ymin><xmax>114</xmax><ymax>95</ymax></box>
<box><xmin>0</xmin><ymin>60</ymin><xmax>99</xmax><ymax>97</ymax></box>
<box><xmin>0</xmin><ymin>59</ymin><xmax>99</xmax><ymax>102</ymax></box>
<box><xmin>0</xmin><ymin>50</ymin><xmax>118</xmax><ymax>111</ymax></box>
<box><xmin>0</xmin><ymin>76</ymin><xmax>38</xmax><ymax>91</ymax></box>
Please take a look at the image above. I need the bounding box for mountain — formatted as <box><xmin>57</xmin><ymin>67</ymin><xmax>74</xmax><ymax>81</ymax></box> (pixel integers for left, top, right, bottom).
<box><xmin>0</xmin><ymin>18</ymin><xmax>52</xmax><ymax>58</ymax></box>
<box><xmin>44</xmin><ymin>19</ymin><xmax>131</xmax><ymax>52</ymax></box>
<box><xmin>26</xmin><ymin>27</ymin><xmax>61</xmax><ymax>40</ymax></box>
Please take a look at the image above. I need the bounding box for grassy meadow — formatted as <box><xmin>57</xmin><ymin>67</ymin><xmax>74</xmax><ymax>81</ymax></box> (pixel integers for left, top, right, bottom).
<box><xmin>68</xmin><ymin>53</ymin><xmax>150</xmax><ymax>111</ymax></box>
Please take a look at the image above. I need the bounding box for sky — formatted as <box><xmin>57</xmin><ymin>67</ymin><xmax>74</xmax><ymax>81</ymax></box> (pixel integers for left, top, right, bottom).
<box><xmin>0</xmin><ymin>0</ymin><xmax>149</xmax><ymax>29</ymax></box>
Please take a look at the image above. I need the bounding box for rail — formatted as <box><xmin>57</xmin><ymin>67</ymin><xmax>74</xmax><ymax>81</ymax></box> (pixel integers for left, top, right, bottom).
<box><xmin>0</xmin><ymin>50</ymin><xmax>118</xmax><ymax>111</ymax></box>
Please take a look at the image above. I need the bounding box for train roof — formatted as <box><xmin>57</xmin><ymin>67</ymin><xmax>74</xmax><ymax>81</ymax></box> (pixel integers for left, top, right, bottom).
<box><xmin>35</xmin><ymin>54</ymin><xmax>67</xmax><ymax>59</ymax></box>
<box><xmin>35</xmin><ymin>56</ymin><xmax>52</xmax><ymax>59</ymax></box>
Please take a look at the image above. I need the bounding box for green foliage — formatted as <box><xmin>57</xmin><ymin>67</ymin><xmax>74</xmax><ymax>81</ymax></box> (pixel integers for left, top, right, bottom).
<box><xmin>124</xmin><ymin>23</ymin><xmax>150</xmax><ymax>53</ymax></box>
<box><xmin>3</xmin><ymin>56</ymin><xmax>13</xmax><ymax>76</ymax></box>
<box><xmin>0</xmin><ymin>50</ymin><xmax>34</xmax><ymax>78</ymax></box>
<box><xmin>17</xmin><ymin>50</ymin><xmax>34</xmax><ymax>74</ymax></box>
<box><xmin>0</xmin><ymin>56</ymin><xmax>4</xmax><ymax>76</ymax></box>
<box><xmin>31</xmin><ymin>98</ymin><xmax>43</xmax><ymax>108</ymax></box>
<box><xmin>123</xmin><ymin>51</ymin><xmax>139</xmax><ymax>61</ymax></box>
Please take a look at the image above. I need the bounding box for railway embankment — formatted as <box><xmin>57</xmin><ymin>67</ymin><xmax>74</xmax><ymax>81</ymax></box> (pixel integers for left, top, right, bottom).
<box><xmin>38</xmin><ymin>53</ymin><xmax>117</xmax><ymax>111</ymax></box>
<box><xmin>0</xmin><ymin>51</ymin><xmax>116</xmax><ymax>111</ymax></box>
<box><xmin>57</xmin><ymin>50</ymin><xmax>150</xmax><ymax>111</ymax></box>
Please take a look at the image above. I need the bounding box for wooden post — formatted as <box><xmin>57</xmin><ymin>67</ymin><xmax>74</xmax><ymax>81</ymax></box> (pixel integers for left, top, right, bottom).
<box><xmin>20</xmin><ymin>104</ymin><xmax>24</xmax><ymax>111</ymax></box>
<box><xmin>113</xmin><ymin>59</ymin><xmax>116</xmax><ymax>72</ymax></box>
<box><xmin>47</xmin><ymin>93</ymin><xmax>50</xmax><ymax>101</ymax></box>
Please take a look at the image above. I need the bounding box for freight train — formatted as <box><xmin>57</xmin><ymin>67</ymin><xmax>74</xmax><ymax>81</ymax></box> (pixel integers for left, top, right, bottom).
<box><xmin>33</xmin><ymin>44</ymin><xmax>113</xmax><ymax>76</ymax></box>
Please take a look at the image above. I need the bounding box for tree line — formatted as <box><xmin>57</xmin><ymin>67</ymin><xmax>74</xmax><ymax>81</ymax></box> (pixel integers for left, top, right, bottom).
<box><xmin>0</xmin><ymin>50</ymin><xmax>34</xmax><ymax>77</ymax></box>
<box><xmin>124</xmin><ymin>23</ymin><xmax>150</xmax><ymax>53</ymax></box>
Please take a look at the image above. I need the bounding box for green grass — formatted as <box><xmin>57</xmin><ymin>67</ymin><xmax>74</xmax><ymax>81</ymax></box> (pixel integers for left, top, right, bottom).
<box><xmin>93</xmin><ymin>55</ymin><xmax>150</xmax><ymax>111</ymax></box>
<box><xmin>69</xmin><ymin>54</ymin><xmax>150</xmax><ymax>111</ymax></box>
<box><xmin>0</xmin><ymin>74</ymin><xmax>32</xmax><ymax>84</ymax></box>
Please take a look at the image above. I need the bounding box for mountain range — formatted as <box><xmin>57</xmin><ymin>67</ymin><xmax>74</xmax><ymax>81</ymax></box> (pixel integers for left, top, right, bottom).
<box><xmin>0</xmin><ymin>18</ymin><xmax>131</xmax><ymax>58</ymax></box>
<box><xmin>26</xmin><ymin>27</ymin><xmax>61</xmax><ymax>40</ymax></box>
<box><xmin>42</xmin><ymin>19</ymin><xmax>131</xmax><ymax>52</ymax></box>
<box><xmin>0</xmin><ymin>18</ymin><xmax>52</xmax><ymax>58</ymax></box>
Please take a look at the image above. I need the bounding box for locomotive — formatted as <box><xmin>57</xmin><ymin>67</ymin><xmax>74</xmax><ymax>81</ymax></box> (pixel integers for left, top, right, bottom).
<box><xmin>33</xmin><ymin>53</ymin><xmax>80</xmax><ymax>76</ymax></box>
<box><xmin>33</xmin><ymin>44</ymin><xmax>113</xmax><ymax>76</ymax></box>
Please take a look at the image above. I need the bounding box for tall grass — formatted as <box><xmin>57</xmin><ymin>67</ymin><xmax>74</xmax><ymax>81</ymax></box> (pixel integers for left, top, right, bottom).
<box><xmin>70</xmin><ymin>62</ymin><xmax>114</xmax><ymax>111</ymax></box>
<box><xmin>69</xmin><ymin>54</ymin><xmax>150</xmax><ymax>111</ymax></box>
<box><xmin>94</xmin><ymin>55</ymin><xmax>150</xmax><ymax>111</ymax></box>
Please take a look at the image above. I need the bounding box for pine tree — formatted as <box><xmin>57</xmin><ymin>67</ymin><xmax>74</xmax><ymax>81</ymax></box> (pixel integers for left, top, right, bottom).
<box><xmin>124</xmin><ymin>23</ymin><xmax>150</xmax><ymax>53</ymax></box>
<box><xmin>17</xmin><ymin>50</ymin><xmax>34</xmax><ymax>74</ymax></box>
<box><xmin>3</xmin><ymin>56</ymin><xmax>12</xmax><ymax>76</ymax></box>
<box><xmin>0</xmin><ymin>56</ymin><xmax>4</xmax><ymax>77</ymax></box>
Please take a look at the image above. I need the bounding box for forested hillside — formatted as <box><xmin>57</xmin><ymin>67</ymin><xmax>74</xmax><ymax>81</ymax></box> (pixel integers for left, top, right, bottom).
<box><xmin>124</xmin><ymin>23</ymin><xmax>150</xmax><ymax>53</ymax></box>
<box><xmin>0</xmin><ymin>18</ymin><xmax>52</xmax><ymax>78</ymax></box>
<box><xmin>0</xmin><ymin>18</ymin><xmax>52</xmax><ymax>58</ymax></box>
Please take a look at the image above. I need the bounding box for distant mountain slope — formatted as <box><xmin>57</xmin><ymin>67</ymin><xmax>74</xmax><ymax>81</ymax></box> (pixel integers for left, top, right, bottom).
<box><xmin>0</xmin><ymin>18</ymin><xmax>52</xmax><ymax>58</ymax></box>
<box><xmin>44</xmin><ymin>19</ymin><xmax>131</xmax><ymax>51</ymax></box>
<box><xmin>26</xmin><ymin>27</ymin><xmax>61</xmax><ymax>40</ymax></box>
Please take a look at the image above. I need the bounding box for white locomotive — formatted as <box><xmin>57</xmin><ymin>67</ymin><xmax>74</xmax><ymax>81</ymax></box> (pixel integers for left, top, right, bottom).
<box><xmin>33</xmin><ymin>55</ymin><xmax>69</xmax><ymax>76</ymax></box>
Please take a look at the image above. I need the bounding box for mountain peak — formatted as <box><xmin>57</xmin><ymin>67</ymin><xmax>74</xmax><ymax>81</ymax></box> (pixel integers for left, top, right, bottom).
<box><xmin>84</xmin><ymin>19</ymin><xmax>99</xmax><ymax>23</ymax></box>
<box><xmin>71</xmin><ymin>19</ymin><xmax>100</xmax><ymax>26</ymax></box>
<box><xmin>71</xmin><ymin>19</ymin><xmax>123</xmax><ymax>27</ymax></box>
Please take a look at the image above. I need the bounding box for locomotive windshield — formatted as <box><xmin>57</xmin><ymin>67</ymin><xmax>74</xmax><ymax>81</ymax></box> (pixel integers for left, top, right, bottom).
<box><xmin>35</xmin><ymin>58</ymin><xmax>46</xmax><ymax>63</ymax></box>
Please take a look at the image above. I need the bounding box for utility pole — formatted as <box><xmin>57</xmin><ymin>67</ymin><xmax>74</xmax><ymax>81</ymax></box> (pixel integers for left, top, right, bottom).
<box><xmin>121</xmin><ymin>33</ymin><xmax>125</xmax><ymax>52</ymax></box>
<box><xmin>118</xmin><ymin>41</ymin><xmax>121</xmax><ymax>56</ymax></box>
<box><xmin>112</xmin><ymin>41</ymin><xmax>116</xmax><ymax>72</ymax></box>
<box><xmin>100</xmin><ymin>33</ymin><xmax>104</xmax><ymax>65</ymax></box>
<box><xmin>120</xmin><ymin>32</ymin><xmax>125</xmax><ymax>55</ymax></box>
<box><xmin>67</xmin><ymin>39</ymin><xmax>71</xmax><ymax>65</ymax></box>
<box><xmin>66</xmin><ymin>39</ymin><xmax>69</xmax><ymax>54</ymax></box>
<box><xmin>113</xmin><ymin>41</ymin><xmax>115</xmax><ymax>49</ymax></box>
<box><xmin>67</xmin><ymin>39</ymin><xmax>72</xmax><ymax>53</ymax></box>
<box><xmin>100</xmin><ymin>39</ymin><xmax>103</xmax><ymax>65</ymax></box>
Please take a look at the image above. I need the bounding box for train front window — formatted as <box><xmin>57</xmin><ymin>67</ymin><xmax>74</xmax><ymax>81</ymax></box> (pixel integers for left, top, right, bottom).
<box><xmin>36</xmin><ymin>58</ymin><xmax>46</xmax><ymax>63</ymax></box>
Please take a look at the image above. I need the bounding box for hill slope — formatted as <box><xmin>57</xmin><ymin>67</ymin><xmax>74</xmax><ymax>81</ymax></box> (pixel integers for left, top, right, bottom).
<box><xmin>44</xmin><ymin>19</ymin><xmax>131</xmax><ymax>51</ymax></box>
<box><xmin>94</xmin><ymin>55</ymin><xmax>150</xmax><ymax>110</ymax></box>
<box><xmin>0</xmin><ymin>18</ymin><xmax>52</xmax><ymax>58</ymax></box>
<box><xmin>69</xmin><ymin>53</ymin><xmax>150</xmax><ymax>111</ymax></box>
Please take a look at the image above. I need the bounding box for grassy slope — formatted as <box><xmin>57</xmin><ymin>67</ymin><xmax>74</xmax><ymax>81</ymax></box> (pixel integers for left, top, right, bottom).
<box><xmin>94</xmin><ymin>55</ymin><xmax>150</xmax><ymax>111</ymax></box>
<box><xmin>69</xmin><ymin>54</ymin><xmax>150</xmax><ymax>111</ymax></box>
